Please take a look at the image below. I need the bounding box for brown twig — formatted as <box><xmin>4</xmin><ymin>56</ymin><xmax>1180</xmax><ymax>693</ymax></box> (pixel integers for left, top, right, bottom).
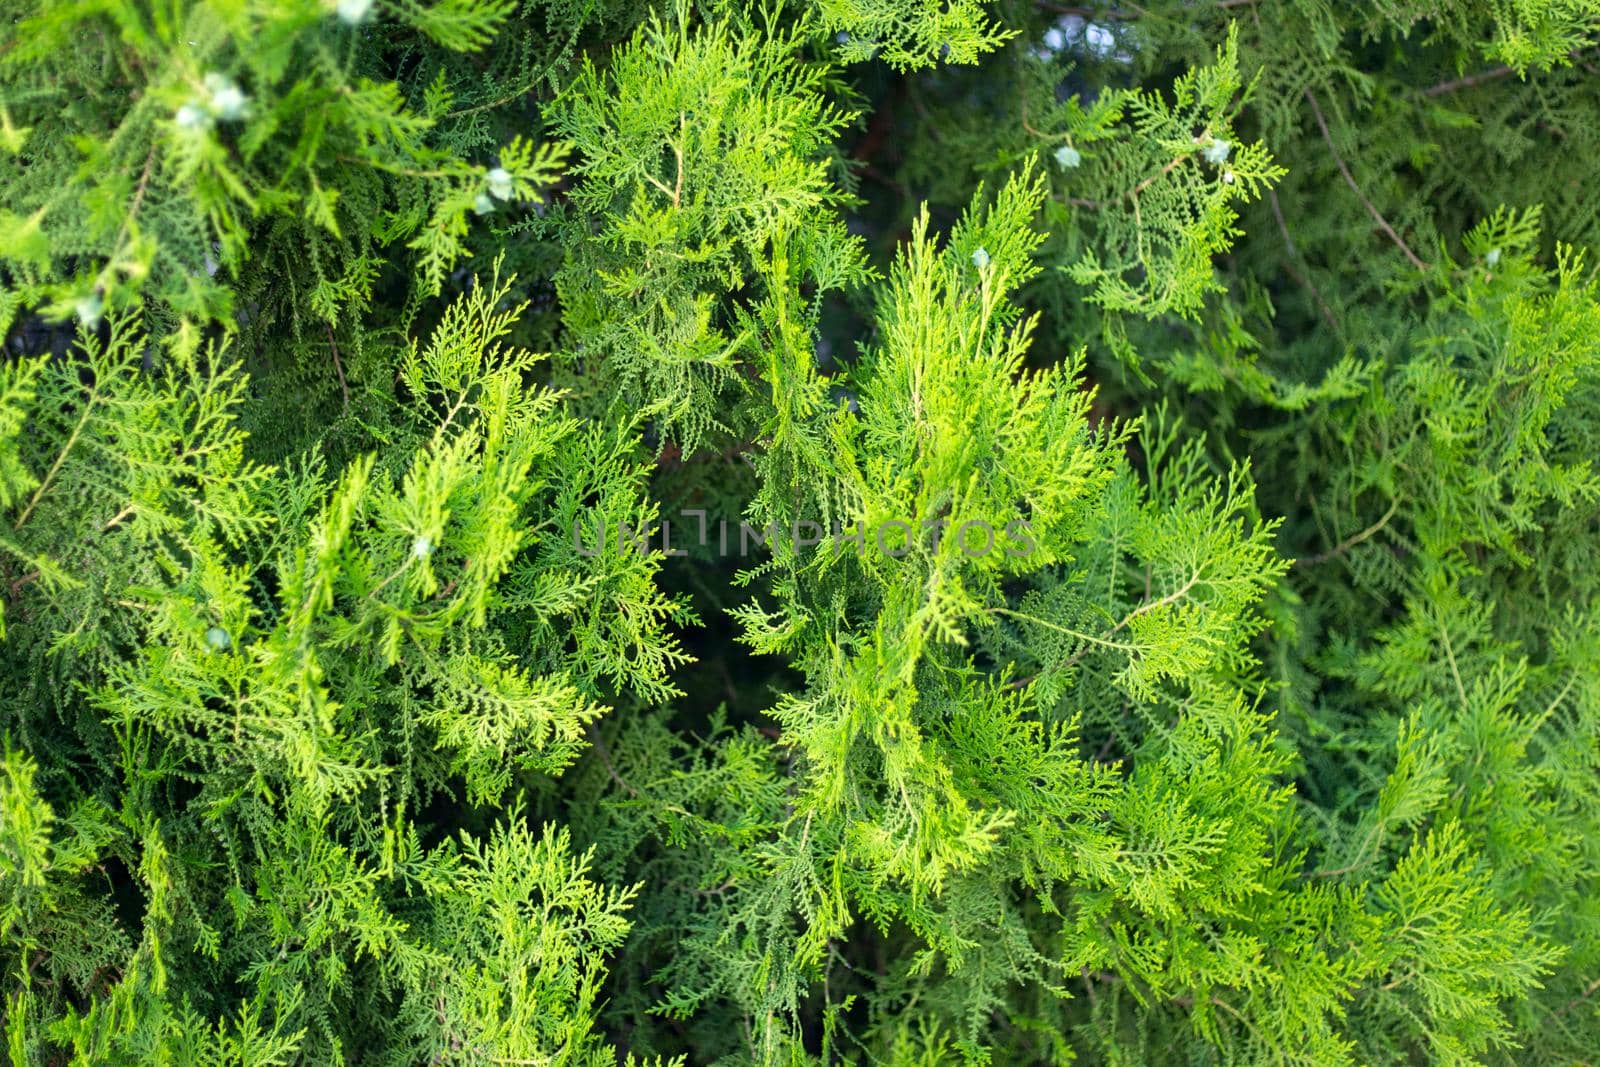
<box><xmin>325</xmin><ymin>322</ymin><xmax>349</xmax><ymax>411</ymax></box>
<box><xmin>1060</xmin><ymin>130</ymin><xmax>1207</xmax><ymax>211</ymax></box>
<box><xmin>101</xmin><ymin>147</ymin><xmax>158</xmax><ymax>283</ymax></box>
<box><xmin>655</xmin><ymin>438</ymin><xmax>756</xmax><ymax>469</ymax></box>
<box><xmin>1557</xmin><ymin>975</ymin><xmax>1600</xmax><ymax>1018</ymax></box>
<box><xmin>445</xmin><ymin>81</ymin><xmax>538</xmax><ymax>119</ymax></box>
<box><xmin>8</xmin><ymin>568</ymin><xmax>39</xmax><ymax>600</ymax></box>
<box><xmin>432</xmin><ymin>559</ymin><xmax>469</xmax><ymax>602</ymax></box>
<box><xmin>1420</xmin><ymin>64</ymin><xmax>1515</xmax><ymax>97</ymax></box>
<box><xmin>1420</xmin><ymin>48</ymin><xmax>1591</xmax><ymax>97</ymax></box>
<box><xmin>1303</xmin><ymin>88</ymin><xmax>1429</xmax><ymax>272</ymax></box>
<box><xmin>1294</xmin><ymin>499</ymin><xmax>1398</xmax><ymax>567</ymax></box>
<box><xmin>585</xmin><ymin>722</ymin><xmax>638</xmax><ymax>797</ymax></box>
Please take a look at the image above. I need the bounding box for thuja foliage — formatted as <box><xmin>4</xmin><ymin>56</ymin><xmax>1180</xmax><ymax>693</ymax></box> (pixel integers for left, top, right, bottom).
<box><xmin>2</xmin><ymin>1</ymin><xmax>1598</xmax><ymax>1065</ymax></box>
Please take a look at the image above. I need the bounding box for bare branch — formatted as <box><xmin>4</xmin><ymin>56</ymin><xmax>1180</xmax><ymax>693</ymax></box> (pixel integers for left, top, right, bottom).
<box><xmin>1304</xmin><ymin>88</ymin><xmax>1429</xmax><ymax>272</ymax></box>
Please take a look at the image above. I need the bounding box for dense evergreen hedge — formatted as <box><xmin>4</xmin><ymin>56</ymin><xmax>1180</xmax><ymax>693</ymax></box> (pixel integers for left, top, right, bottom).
<box><xmin>3</xmin><ymin>1</ymin><xmax>1598</xmax><ymax>1063</ymax></box>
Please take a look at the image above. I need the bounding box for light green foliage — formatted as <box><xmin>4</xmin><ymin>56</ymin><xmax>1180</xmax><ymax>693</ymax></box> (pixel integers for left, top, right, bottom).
<box><xmin>546</xmin><ymin>10</ymin><xmax>869</xmax><ymax>457</ymax></box>
<box><xmin>1447</xmin><ymin>0</ymin><xmax>1600</xmax><ymax>73</ymax></box>
<box><xmin>811</xmin><ymin>0</ymin><xmax>1015</xmax><ymax>70</ymax></box>
<box><xmin>1050</xmin><ymin>29</ymin><xmax>1285</xmax><ymax>324</ymax></box>
<box><xmin>395</xmin><ymin>817</ymin><xmax>654</xmax><ymax>1066</ymax></box>
<box><xmin>3</xmin><ymin>0</ymin><xmax>1600</xmax><ymax>1064</ymax></box>
<box><xmin>1317</xmin><ymin>208</ymin><xmax>1600</xmax><ymax>571</ymax></box>
<box><xmin>0</xmin><ymin>0</ymin><xmax>562</xmax><ymax>332</ymax></box>
<box><xmin>0</xmin><ymin>274</ymin><xmax>684</xmax><ymax>1062</ymax></box>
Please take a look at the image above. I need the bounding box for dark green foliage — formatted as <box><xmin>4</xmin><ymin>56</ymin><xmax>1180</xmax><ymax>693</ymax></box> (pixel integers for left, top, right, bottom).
<box><xmin>3</xmin><ymin>1</ymin><xmax>1599</xmax><ymax>1065</ymax></box>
